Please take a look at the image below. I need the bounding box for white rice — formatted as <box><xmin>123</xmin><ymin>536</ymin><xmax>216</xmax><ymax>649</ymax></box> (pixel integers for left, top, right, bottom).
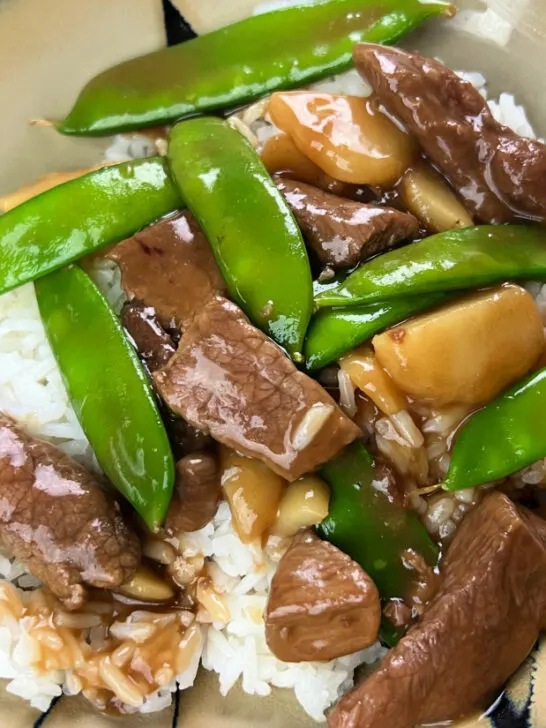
<box><xmin>0</xmin><ymin>63</ymin><xmax>543</xmax><ymax>720</ymax></box>
<box><xmin>191</xmin><ymin>503</ymin><xmax>386</xmax><ymax>722</ymax></box>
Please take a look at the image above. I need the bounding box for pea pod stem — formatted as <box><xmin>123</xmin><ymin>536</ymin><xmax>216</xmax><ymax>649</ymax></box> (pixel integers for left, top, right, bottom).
<box><xmin>36</xmin><ymin>266</ymin><xmax>175</xmax><ymax>531</ymax></box>
<box><xmin>0</xmin><ymin>158</ymin><xmax>182</xmax><ymax>297</ymax></box>
<box><xmin>168</xmin><ymin>117</ymin><xmax>312</xmax><ymax>359</ymax></box>
<box><xmin>315</xmin><ymin>226</ymin><xmax>546</xmax><ymax>308</ymax></box>
<box><xmin>443</xmin><ymin>367</ymin><xmax>546</xmax><ymax>491</ymax></box>
<box><xmin>57</xmin><ymin>0</ymin><xmax>454</xmax><ymax>136</ymax></box>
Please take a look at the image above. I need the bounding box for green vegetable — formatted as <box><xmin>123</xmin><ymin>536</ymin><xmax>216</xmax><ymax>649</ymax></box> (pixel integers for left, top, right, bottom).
<box><xmin>305</xmin><ymin>293</ymin><xmax>448</xmax><ymax>370</ymax></box>
<box><xmin>168</xmin><ymin>117</ymin><xmax>312</xmax><ymax>360</ymax></box>
<box><xmin>36</xmin><ymin>266</ymin><xmax>175</xmax><ymax>531</ymax></box>
<box><xmin>315</xmin><ymin>226</ymin><xmax>546</xmax><ymax>308</ymax></box>
<box><xmin>318</xmin><ymin>442</ymin><xmax>439</xmax><ymax>599</ymax></box>
<box><xmin>444</xmin><ymin>368</ymin><xmax>546</xmax><ymax>491</ymax></box>
<box><xmin>57</xmin><ymin>0</ymin><xmax>454</xmax><ymax>136</ymax></box>
<box><xmin>0</xmin><ymin>158</ymin><xmax>181</xmax><ymax>297</ymax></box>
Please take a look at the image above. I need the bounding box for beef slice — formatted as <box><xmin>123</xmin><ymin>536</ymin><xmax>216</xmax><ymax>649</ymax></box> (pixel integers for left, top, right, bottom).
<box><xmin>0</xmin><ymin>414</ymin><xmax>141</xmax><ymax>610</ymax></box>
<box><xmin>165</xmin><ymin>453</ymin><xmax>221</xmax><ymax>534</ymax></box>
<box><xmin>121</xmin><ymin>300</ymin><xmax>176</xmax><ymax>373</ymax></box>
<box><xmin>354</xmin><ymin>43</ymin><xmax>546</xmax><ymax>224</ymax></box>
<box><xmin>329</xmin><ymin>491</ymin><xmax>546</xmax><ymax>728</ymax></box>
<box><xmin>108</xmin><ymin>211</ymin><xmax>226</xmax><ymax>330</ymax></box>
<box><xmin>154</xmin><ymin>296</ymin><xmax>360</xmax><ymax>481</ymax></box>
<box><xmin>266</xmin><ymin>531</ymin><xmax>381</xmax><ymax>662</ymax></box>
<box><xmin>277</xmin><ymin>178</ymin><xmax>419</xmax><ymax>269</ymax></box>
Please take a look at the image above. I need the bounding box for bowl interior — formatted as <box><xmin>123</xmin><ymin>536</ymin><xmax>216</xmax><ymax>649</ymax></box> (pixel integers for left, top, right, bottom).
<box><xmin>0</xmin><ymin>0</ymin><xmax>545</xmax><ymax>726</ymax></box>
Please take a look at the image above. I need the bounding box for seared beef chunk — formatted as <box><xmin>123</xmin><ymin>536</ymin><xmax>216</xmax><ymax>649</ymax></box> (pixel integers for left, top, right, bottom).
<box><xmin>154</xmin><ymin>296</ymin><xmax>359</xmax><ymax>481</ymax></box>
<box><xmin>108</xmin><ymin>211</ymin><xmax>225</xmax><ymax>330</ymax></box>
<box><xmin>266</xmin><ymin>531</ymin><xmax>380</xmax><ymax>662</ymax></box>
<box><xmin>329</xmin><ymin>492</ymin><xmax>546</xmax><ymax>728</ymax></box>
<box><xmin>120</xmin><ymin>301</ymin><xmax>209</xmax><ymax>458</ymax></box>
<box><xmin>354</xmin><ymin>44</ymin><xmax>546</xmax><ymax>224</ymax></box>
<box><xmin>164</xmin><ymin>413</ymin><xmax>212</xmax><ymax>460</ymax></box>
<box><xmin>165</xmin><ymin>453</ymin><xmax>221</xmax><ymax>534</ymax></box>
<box><xmin>121</xmin><ymin>300</ymin><xmax>176</xmax><ymax>372</ymax></box>
<box><xmin>0</xmin><ymin>415</ymin><xmax>140</xmax><ymax>610</ymax></box>
<box><xmin>277</xmin><ymin>178</ymin><xmax>419</xmax><ymax>269</ymax></box>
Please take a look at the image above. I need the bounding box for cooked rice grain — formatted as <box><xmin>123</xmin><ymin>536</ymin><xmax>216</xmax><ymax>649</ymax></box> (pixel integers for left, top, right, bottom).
<box><xmin>0</xmin><ymin>64</ymin><xmax>543</xmax><ymax>720</ymax></box>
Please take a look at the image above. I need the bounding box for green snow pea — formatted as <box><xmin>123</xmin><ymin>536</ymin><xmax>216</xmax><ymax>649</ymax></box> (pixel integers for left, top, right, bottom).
<box><xmin>36</xmin><ymin>266</ymin><xmax>175</xmax><ymax>531</ymax></box>
<box><xmin>305</xmin><ymin>293</ymin><xmax>448</xmax><ymax>370</ymax></box>
<box><xmin>318</xmin><ymin>442</ymin><xmax>440</xmax><ymax>600</ymax></box>
<box><xmin>168</xmin><ymin>117</ymin><xmax>312</xmax><ymax>360</ymax></box>
<box><xmin>315</xmin><ymin>226</ymin><xmax>546</xmax><ymax>308</ymax></box>
<box><xmin>57</xmin><ymin>0</ymin><xmax>454</xmax><ymax>136</ymax></box>
<box><xmin>0</xmin><ymin>158</ymin><xmax>182</xmax><ymax>297</ymax></box>
<box><xmin>444</xmin><ymin>368</ymin><xmax>546</xmax><ymax>491</ymax></box>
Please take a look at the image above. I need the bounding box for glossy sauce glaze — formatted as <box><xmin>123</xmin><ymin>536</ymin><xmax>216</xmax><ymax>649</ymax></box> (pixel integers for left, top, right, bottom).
<box><xmin>0</xmin><ymin>581</ymin><xmax>201</xmax><ymax>714</ymax></box>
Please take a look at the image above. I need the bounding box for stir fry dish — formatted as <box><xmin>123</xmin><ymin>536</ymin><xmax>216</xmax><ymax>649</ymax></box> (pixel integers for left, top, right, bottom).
<box><xmin>2</xmin><ymin>1</ymin><xmax>546</xmax><ymax>726</ymax></box>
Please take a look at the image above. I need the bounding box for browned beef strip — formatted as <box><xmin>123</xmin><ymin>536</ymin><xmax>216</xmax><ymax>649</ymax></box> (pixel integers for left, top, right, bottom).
<box><xmin>121</xmin><ymin>300</ymin><xmax>176</xmax><ymax>373</ymax></box>
<box><xmin>353</xmin><ymin>43</ymin><xmax>546</xmax><ymax>224</ymax></box>
<box><xmin>329</xmin><ymin>491</ymin><xmax>546</xmax><ymax>728</ymax></box>
<box><xmin>108</xmin><ymin>211</ymin><xmax>226</xmax><ymax>330</ymax></box>
<box><xmin>276</xmin><ymin>178</ymin><xmax>419</xmax><ymax>269</ymax></box>
<box><xmin>165</xmin><ymin>453</ymin><xmax>221</xmax><ymax>534</ymax></box>
<box><xmin>120</xmin><ymin>299</ymin><xmax>211</xmax><ymax>459</ymax></box>
<box><xmin>266</xmin><ymin>531</ymin><xmax>380</xmax><ymax>662</ymax></box>
<box><xmin>0</xmin><ymin>414</ymin><xmax>141</xmax><ymax>610</ymax></box>
<box><xmin>163</xmin><ymin>414</ymin><xmax>212</xmax><ymax>460</ymax></box>
<box><xmin>153</xmin><ymin>296</ymin><xmax>360</xmax><ymax>481</ymax></box>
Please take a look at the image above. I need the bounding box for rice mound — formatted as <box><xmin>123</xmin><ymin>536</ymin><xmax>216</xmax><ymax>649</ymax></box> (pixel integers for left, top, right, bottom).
<box><xmin>0</xmin><ymin>67</ymin><xmax>543</xmax><ymax>721</ymax></box>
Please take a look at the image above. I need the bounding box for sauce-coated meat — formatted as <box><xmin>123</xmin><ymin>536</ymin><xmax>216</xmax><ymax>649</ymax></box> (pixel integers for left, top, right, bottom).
<box><xmin>119</xmin><ymin>301</ymin><xmax>210</xmax><ymax>459</ymax></box>
<box><xmin>120</xmin><ymin>300</ymin><xmax>176</xmax><ymax>373</ymax></box>
<box><xmin>154</xmin><ymin>296</ymin><xmax>360</xmax><ymax>481</ymax></box>
<box><xmin>165</xmin><ymin>453</ymin><xmax>221</xmax><ymax>534</ymax></box>
<box><xmin>164</xmin><ymin>414</ymin><xmax>212</xmax><ymax>460</ymax></box>
<box><xmin>354</xmin><ymin>43</ymin><xmax>546</xmax><ymax>224</ymax></box>
<box><xmin>108</xmin><ymin>211</ymin><xmax>226</xmax><ymax>330</ymax></box>
<box><xmin>277</xmin><ymin>178</ymin><xmax>419</xmax><ymax>269</ymax></box>
<box><xmin>0</xmin><ymin>415</ymin><xmax>140</xmax><ymax>610</ymax></box>
<box><xmin>329</xmin><ymin>492</ymin><xmax>546</xmax><ymax>728</ymax></box>
<box><xmin>266</xmin><ymin>531</ymin><xmax>380</xmax><ymax>662</ymax></box>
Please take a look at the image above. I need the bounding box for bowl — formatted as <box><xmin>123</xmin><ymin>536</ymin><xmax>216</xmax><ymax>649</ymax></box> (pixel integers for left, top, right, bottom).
<box><xmin>0</xmin><ymin>0</ymin><xmax>545</xmax><ymax>726</ymax></box>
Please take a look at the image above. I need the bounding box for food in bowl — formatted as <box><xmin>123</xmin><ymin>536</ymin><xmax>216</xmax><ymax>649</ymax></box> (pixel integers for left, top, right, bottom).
<box><xmin>1</xmin><ymin>1</ymin><xmax>546</xmax><ymax>726</ymax></box>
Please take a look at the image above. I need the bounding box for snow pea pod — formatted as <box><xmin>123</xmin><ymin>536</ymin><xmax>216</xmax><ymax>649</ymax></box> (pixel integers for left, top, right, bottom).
<box><xmin>0</xmin><ymin>158</ymin><xmax>182</xmax><ymax>297</ymax></box>
<box><xmin>36</xmin><ymin>266</ymin><xmax>175</xmax><ymax>531</ymax></box>
<box><xmin>57</xmin><ymin>0</ymin><xmax>454</xmax><ymax>136</ymax></box>
<box><xmin>305</xmin><ymin>293</ymin><xmax>448</xmax><ymax>370</ymax></box>
<box><xmin>168</xmin><ymin>117</ymin><xmax>312</xmax><ymax>360</ymax></box>
<box><xmin>318</xmin><ymin>441</ymin><xmax>439</xmax><ymax>599</ymax></box>
<box><xmin>315</xmin><ymin>226</ymin><xmax>546</xmax><ymax>308</ymax></box>
<box><xmin>444</xmin><ymin>368</ymin><xmax>546</xmax><ymax>491</ymax></box>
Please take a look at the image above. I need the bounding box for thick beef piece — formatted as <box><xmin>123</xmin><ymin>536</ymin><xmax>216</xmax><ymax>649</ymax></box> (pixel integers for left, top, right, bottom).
<box><xmin>120</xmin><ymin>300</ymin><xmax>210</xmax><ymax>456</ymax></box>
<box><xmin>108</xmin><ymin>211</ymin><xmax>226</xmax><ymax>330</ymax></box>
<box><xmin>329</xmin><ymin>492</ymin><xmax>546</xmax><ymax>728</ymax></box>
<box><xmin>354</xmin><ymin>44</ymin><xmax>546</xmax><ymax>224</ymax></box>
<box><xmin>121</xmin><ymin>300</ymin><xmax>176</xmax><ymax>373</ymax></box>
<box><xmin>154</xmin><ymin>297</ymin><xmax>360</xmax><ymax>480</ymax></box>
<box><xmin>277</xmin><ymin>178</ymin><xmax>419</xmax><ymax>269</ymax></box>
<box><xmin>0</xmin><ymin>415</ymin><xmax>140</xmax><ymax>610</ymax></box>
<box><xmin>165</xmin><ymin>453</ymin><xmax>221</xmax><ymax>534</ymax></box>
<box><xmin>164</xmin><ymin>413</ymin><xmax>212</xmax><ymax>460</ymax></box>
<box><xmin>266</xmin><ymin>531</ymin><xmax>380</xmax><ymax>662</ymax></box>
